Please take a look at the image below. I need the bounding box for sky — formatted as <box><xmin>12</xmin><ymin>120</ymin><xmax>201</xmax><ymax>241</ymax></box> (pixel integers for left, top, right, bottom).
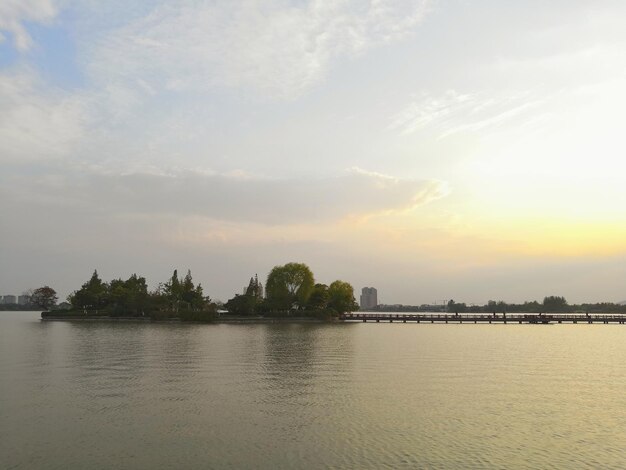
<box><xmin>1</xmin><ymin>0</ymin><xmax>626</xmax><ymax>305</ymax></box>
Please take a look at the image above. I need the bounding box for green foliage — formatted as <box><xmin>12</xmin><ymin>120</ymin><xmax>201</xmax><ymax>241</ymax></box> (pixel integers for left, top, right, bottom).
<box><xmin>108</xmin><ymin>274</ymin><xmax>149</xmax><ymax>315</ymax></box>
<box><xmin>159</xmin><ymin>269</ymin><xmax>182</xmax><ymax>312</ymax></box>
<box><xmin>66</xmin><ymin>268</ymin><xmax>212</xmax><ymax>317</ymax></box>
<box><xmin>265</xmin><ymin>266</ymin><xmax>291</xmax><ymax>309</ymax></box>
<box><xmin>254</xmin><ymin>298</ymin><xmax>280</xmax><ymax>314</ymax></box>
<box><xmin>308</xmin><ymin>283</ymin><xmax>329</xmax><ymax>309</ymax></box>
<box><xmin>327</xmin><ymin>280</ymin><xmax>358</xmax><ymax>313</ymax></box>
<box><xmin>265</xmin><ymin>262</ymin><xmax>314</xmax><ymax>310</ymax></box>
<box><xmin>543</xmin><ymin>296</ymin><xmax>569</xmax><ymax>312</ymax></box>
<box><xmin>245</xmin><ymin>275</ymin><xmax>263</xmax><ymax>298</ymax></box>
<box><xmin>147</xmin><ymin>309</ymin><xmax>175</xmax><ymax>321</ymax></box>
<box><xmin>159</xmin><ymin>269</ymin><xmax>207</xmax><ymax>312</ymax></box>
<box><xmin>448</xmin><ymin>299</ymin><xmax>468</xmax><ymax>313</ymax></box>
<box><xmin>225</xmin><ymin>294</ymin><xmax>258</xmax><ymax>316</ymax></box>
<box><xmin>70</xmin><ymin>270</ymin><xmax>108</xmax><ymax>309</ymax></box>
<box><xmin>485</xmin><ymin>300</ymin><xmax>509</xmax><ymax>313</ymax></box>
<box><xmin>181</xmin><ymin>270</ymin><xmax>207</xmax><ymax>309</ymax></box>
<box><xmin>30</xmin><ymin>286</ymin><xmax>58</xmax><ymax>310</ymax></box>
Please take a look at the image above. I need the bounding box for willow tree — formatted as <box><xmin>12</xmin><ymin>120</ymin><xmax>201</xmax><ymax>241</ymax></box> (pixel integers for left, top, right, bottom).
<box><xmin>327</xmin><ymin>280</ymin><xmax>359</xmax><ymax>313</ymax></box>
<box><xmin>265</xmin><ymin>262</ymin><xmax>314</xmax><ymax>310</ymax></box>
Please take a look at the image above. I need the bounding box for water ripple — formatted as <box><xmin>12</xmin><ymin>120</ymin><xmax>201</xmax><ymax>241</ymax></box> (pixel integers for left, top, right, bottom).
<box><xmin>2</xmin><ymin>314</ymin><xmax>626</xmax><ymax>468</ymax></box>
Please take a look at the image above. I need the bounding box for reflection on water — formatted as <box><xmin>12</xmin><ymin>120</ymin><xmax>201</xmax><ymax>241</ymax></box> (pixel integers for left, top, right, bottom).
<box><xmin>2</xmin><ymin>312</ymin><xmax>626</xmax><ymax>469</ymax></box>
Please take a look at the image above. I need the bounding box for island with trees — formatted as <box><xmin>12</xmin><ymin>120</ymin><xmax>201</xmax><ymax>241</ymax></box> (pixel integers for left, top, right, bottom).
<box><xmin>39</xmin><ymin>262</ymin><xmax>359</xmax><ymax>322</ymax></box>
<box><xmin>27</xmin><ymin>264</ymin><xmax>626</xmax><ymax>322</ymax></box>
<box><xmin>224</xmin><ymin>262</ymin><xmax>358</xmax><ymax>320</ymax></box>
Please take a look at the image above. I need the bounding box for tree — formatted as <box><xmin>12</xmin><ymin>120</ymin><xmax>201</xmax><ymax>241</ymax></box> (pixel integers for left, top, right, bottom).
<box><xmin>225</xmin><ymin>273</ymin><xmax>263</xmax><ymax>315</ymax></box>
<box><xmin>225</xmin><ymin>294</ymin><xmax>258</xmax><ymax>316</ymax></box>
<box><xmin>31</xmin><ymin>286</ymin><xmax>58</xmax><ymax>310</ymax></box>
<box><xmin>159</xmin><ymin>269</ymin><xmax>183</xmax><ymax>312</ymax></box>
<box><xmin>265</xmin><ymin>262</ymin><xmax>314</xmax><ymax>310</ymax></box>
<box><xmin>543</xmin><ymin>296</ymin><xmax>568</xmax><ymax>312</ymax></box>
<box><xmin>308</xmin><ymin>283</ymin><xmax>329</xmax><ymax>309</ymax></box>
<box><xmin>181</xmin><ymin>270</ymin><xmax>205</xmax><ymax>309</ymax></box>
<box><xmin>69</xmin><ymin>270</ymin><xmax>108</xmax><ymax>309</ymax></box>
<box><xmin>327</xmin><ymin>280</ymin><xmax>358</xmax><ymax>313</ymax></box>
<box><xmin>108</xmin><ymin>274</ymin><xmax>149</xmax><ymax>315</ymax></box>
<box><xmin>124</xmin><ymin>274</ymin><xmax>149</xmax><ymax>313</ymax></box>
<box><xmin>159</xmin><ymin>269</ymin><xmax>208</xmax><ymax>312</ymax></box>
<box><xmin>445</xmin><ymin>299</ymin><xmax>469</xmax><ymax>313</ymax></box>
<box><xmin>245</xmin><ymin>274</ymin><xmax>263</xmax><ymax>298</ymax></box>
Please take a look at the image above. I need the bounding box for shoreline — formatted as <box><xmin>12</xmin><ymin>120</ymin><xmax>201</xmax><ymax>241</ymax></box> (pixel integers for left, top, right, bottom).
<box><xmin>40</xmin><ymin>313</ymin><xmax>335</xmax><ymax>324</ymax></box>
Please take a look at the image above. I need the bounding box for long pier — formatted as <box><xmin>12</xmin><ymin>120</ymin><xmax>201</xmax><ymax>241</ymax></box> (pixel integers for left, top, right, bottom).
<box><xmin>340</xmin><ymin>312</ymin><xmax>626</xmax><ymax>325</ymax></box>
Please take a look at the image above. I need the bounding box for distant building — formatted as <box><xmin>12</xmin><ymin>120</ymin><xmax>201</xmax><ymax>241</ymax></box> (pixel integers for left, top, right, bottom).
<box><xmin>2</xmin><ymin>295</ymin><xmax>17</xmax><ymax>304</ymax></box>
<box><xmin>18</xmin><ymin>295</ymin><xmax>30</xmax><ymax>305</ymax></box>
<box><xmin>360</xmin><ymin>287</ymin><xmax>378</xmax><ymax>310</ymax></box>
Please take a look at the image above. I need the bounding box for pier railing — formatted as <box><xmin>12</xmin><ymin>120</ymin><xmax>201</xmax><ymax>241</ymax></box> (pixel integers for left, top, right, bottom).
<box><xmin>340</xmin><ymin>312</ymin><xmax>626</xmax><ymax>324</ymax></box>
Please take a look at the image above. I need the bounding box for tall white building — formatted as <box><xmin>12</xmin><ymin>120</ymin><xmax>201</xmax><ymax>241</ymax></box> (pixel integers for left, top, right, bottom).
<box><xmin>360</xmin><ymin>287</ymin><xmax>378</xmax><ymax>310</ymax></box>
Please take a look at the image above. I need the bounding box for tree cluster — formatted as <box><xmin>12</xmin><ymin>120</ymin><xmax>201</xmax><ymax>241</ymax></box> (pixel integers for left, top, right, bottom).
<box><xmin>225</xmin><ymin>262</ymin><xmax>359</xmax><ymax>317</ymax></box>
<box><xmin>66</xmin><ymin>269</ymin><xmax>215</xmax><ymax>320</ymax></box>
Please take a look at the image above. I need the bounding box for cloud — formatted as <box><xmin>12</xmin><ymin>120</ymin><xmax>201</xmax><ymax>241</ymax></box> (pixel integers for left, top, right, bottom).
<box><xmin>388</xmin><ymin>89</ymin><xmax>545</xmax><ymax>138</ymax></box>
<box><xmin>6</xmin><ymin>166</ymin><xmax>449</xmax><ymax>225</ymax></box>
<box><xmin>0</xmin><ymin>0</ymin><xmax>57</xmax><ymax>51</ymax></box>
<box><xmin>0</xmin><ymin>69</ymin><xmax>87</xmax><ymax>162</ymax></box>
<box><xmin>86</xmin><ymin>0</ymin><xmax>431</xmax><ymax>98</ymax></box>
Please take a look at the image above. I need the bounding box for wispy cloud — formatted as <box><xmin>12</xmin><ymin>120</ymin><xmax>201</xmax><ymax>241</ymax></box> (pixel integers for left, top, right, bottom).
<box><xmin>86</xmin><ymin>0</ymin><xmax>431</xmax><ymax>98</ymax></box>
<box><xmin>0</xmin><ymin>0</ymin><xmax>57</xmax><ymax>51</ymax></box>
<box><xmin>389</xmin><ymin>89</ymin><xmax>546</xmax><ymax>139</ymax></box>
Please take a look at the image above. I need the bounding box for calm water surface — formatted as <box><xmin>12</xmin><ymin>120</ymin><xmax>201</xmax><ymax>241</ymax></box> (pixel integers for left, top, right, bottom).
<box><xmin>2</xmin><ymin>311</ymin><xmax>626</xmax><ymax>469</ymax></box>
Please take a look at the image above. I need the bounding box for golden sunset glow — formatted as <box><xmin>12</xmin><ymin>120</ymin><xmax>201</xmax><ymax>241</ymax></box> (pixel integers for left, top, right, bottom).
<box><xmin>2</xmin><ymin>1</ymin><xmax>626</xmax><ymax>304</ymax></box>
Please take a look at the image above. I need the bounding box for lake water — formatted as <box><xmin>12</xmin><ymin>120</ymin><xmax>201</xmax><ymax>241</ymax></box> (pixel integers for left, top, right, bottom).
<box><xmin>2</xmin><ymin>311</ymin><xmax>626</xmax><ymax>469</ymax></box>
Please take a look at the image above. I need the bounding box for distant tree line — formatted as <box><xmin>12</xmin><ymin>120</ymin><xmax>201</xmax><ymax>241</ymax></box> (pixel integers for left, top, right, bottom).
<box><xmin>376</xmin><ymin>296</ymin><xmax>626</xmax><ymax>314</ymax></box>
